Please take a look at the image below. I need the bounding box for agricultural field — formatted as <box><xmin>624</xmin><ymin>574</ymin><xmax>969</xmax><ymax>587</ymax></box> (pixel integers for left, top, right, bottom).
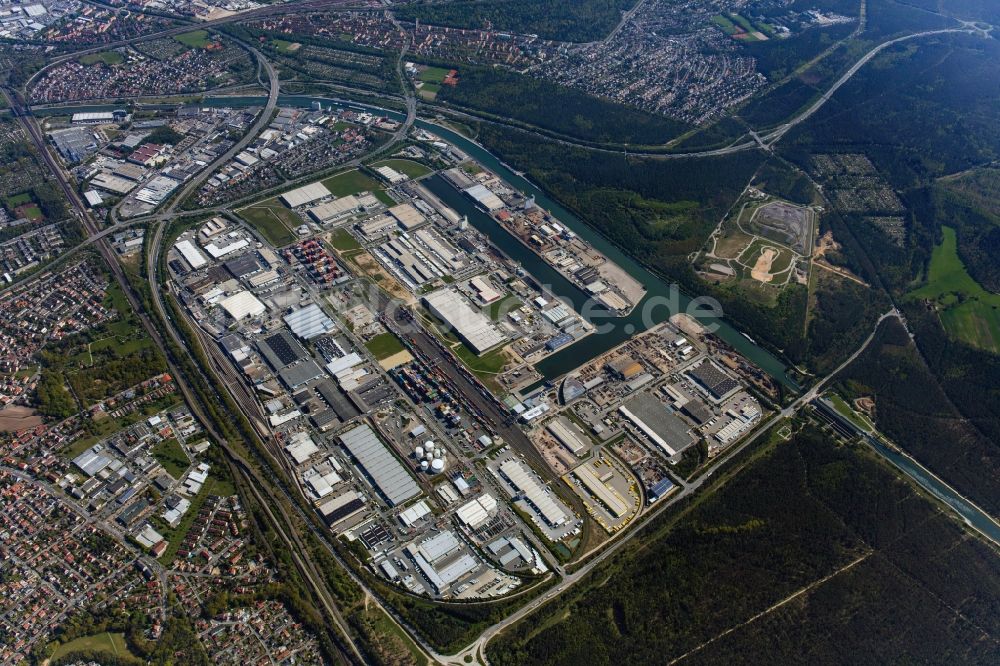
<box><xmin>236</xmin><ymin>197</ymin><xmax>299</xmax><ymax>247</ymax></box>
<box><xmin>907</xmin><ymin>226</ymin><xmax>1000</xmax><ymax>353</ymax></box>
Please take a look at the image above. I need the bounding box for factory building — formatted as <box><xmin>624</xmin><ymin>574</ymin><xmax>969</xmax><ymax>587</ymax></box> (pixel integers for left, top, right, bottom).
<box><xmin>339</xmin><ymin>424</ymin><xmax>421</xmax><ymax>506</ymax></box>
<box><xmin>280</xmin><ymin>181</ymin><xmax>332</xmax><ymax>208</ymax></box>
<box><xmin>619</xmin><ymin>392</ymin><xmax>695</xmax><ymax>458</ymax></box>
<box><xmin>499</xmin><ymin>459</ymin><xmax>568</xmax><ymax>527</ymax></box>
<box><xmin>423</xmin><ymin>288</ymin><xmax>506</xmax><ymax>355</ymax></box>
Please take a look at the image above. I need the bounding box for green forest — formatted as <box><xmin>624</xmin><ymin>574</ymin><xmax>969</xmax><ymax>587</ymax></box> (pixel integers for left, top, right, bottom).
<box><xmin>488</xmin><ymin>421</ymin><xmax>1000</xmax><ymax>664</ymax></box>
<box><xmin>396</xmin><ymin>0</ymin><xmax>637</xmax><ymax>42</ymax></box>
<box><xmin>434</xmin><ymin>66</ymin><xmax>688</xmax><ymax>145</ymax></box>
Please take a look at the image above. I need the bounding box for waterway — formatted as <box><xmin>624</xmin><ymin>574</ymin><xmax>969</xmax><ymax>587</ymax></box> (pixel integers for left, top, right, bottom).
<box><xmin>42</xmin><ymin>95</ymin><xmax>1000</xmax><ymax>548</ymax></box>
<box><xmin>43</xmin><ymin>94</ymin><xmax>798</xmax><ymax>385</ymax></box>
<box><xmin>865</xmin><ymin>436</ymin><xmax>1000</xmax><ymax>546</ymax></box>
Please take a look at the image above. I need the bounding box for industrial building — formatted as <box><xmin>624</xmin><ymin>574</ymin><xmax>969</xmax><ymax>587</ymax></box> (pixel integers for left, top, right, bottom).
<box><xmin>573</xmin><ymin>462</ymin><xmax>629</xmax><ymax>518</ymax></box>
<box><xmin>175</xmin><ymin>240</ymin><xmax>207</xmax><ymax>270</ymax></box>
<box><xmin>405</xmin><ymin>530</ymin><xmax>481</xmax><ymax>595</ymax></box>
<box><xmin>218</xmin><ymin>291</ymin><xmax>266</xmax><ymax>321</ymax></box>
<box><xmin>619</xmin><ymin>392</ymin><xmax>694</xmax><ymax>458</ymax></box>
<box><xmin>339</xmin><ymin>424</ymin><xmax>421</xmax><ymax>506</ymax></box>
<box><xmin>307</xmin><ymin>196</ymin><xmax>360</xmax><ymax>224</ymax></box>
<box><xmin>280</xmin><ymin>181</ymin><xmax>332</xmax><ymax>208</ymax></box>
<box><xmin>463</xmin><ymin>183</ymin><xmax>504</xmax><ymax>211</ymax></box>
<box><xmin>546</xmin><ymin>418</ymin><xmax>589</xmax><ymax>457</ymax></box>
<box><xmin>687</xmin><ymin>360</ymin><xmax>741</xmax><ymax>402</ymax></box>
<box><xmin>455</xmin><ymin>493</ymin><xmax>499</xmax><ymax>529</ymax></box>
<box><xmin>423</xmin><ymin>288</ymin><xmax>506</xmax><ymax>355</ymax></box>
<box><xmin>499</xmin><ymin>459</ymin><xmax>568</xmax><ymax>527</ymax></box>
<box><xmin>284</xmin><ymin>303</ymin><xmax>336</xmax><ymax>340</ymax></box>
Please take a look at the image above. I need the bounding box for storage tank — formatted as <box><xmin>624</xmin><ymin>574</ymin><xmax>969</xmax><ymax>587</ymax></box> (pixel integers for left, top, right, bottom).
<box><xmin>414</xmin><ymin>446</ymin><xmax>424</xmax><ymax>459</ymax></box>
<box><xmin>425</xmin><ymin>451</ymin><xmax>434</xmax><ymax>461</ymax></box>
<box><xmin>431</xmin><ymin>458</ymin><xmax>445</xmax><ymax>473</ymax></box>
<box><xmin>420</xmin><ymin>460</ymin><xmax>429</xmax><ymax>471</ymax></box>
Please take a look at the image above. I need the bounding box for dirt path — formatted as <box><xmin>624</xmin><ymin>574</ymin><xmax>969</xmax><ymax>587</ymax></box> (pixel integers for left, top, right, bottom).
<box><xmin>750</xmin><ymin>247</ymin><xmax>777</xmax><ymax>282</ymax></box>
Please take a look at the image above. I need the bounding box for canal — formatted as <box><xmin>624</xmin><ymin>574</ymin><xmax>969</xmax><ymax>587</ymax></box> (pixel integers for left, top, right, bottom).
<box><xmin>43</xmin><ymin>95</ymin><xmax>1000</xmax><ymax>547</ymax></box>
<box><xmin>49</xmin><ymin>94</ymin><xmax>797</xmax><ymax>384</ymax></box>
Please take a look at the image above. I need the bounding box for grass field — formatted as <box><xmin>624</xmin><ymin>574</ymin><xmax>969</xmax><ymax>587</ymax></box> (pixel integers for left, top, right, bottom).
<box><xmin>322</xmin><ymin>169</ymin><xmax>394</xmax><ymax>205</ymax></box>
<box><xmin>908</xmin><ymin>226</ymin><xmax>1000</xmax><ymax>353</ymax></box>
<box><xmin>151</xmin><ymin>437</ymin><xmax>189</xmax><ymax>478</ymax></box>
<box><xmin>174</xmin><ymin>30</ymin><xmax>212</xmax><ymax>48</ymax></box>
<box><xmin>365</xmin><ymin>332</ymin><xmax>406</xmax><ymax>360</ymax></box>
<box><xmin>238</xmin><ymin>198</ymin><xmax>298</xmax><ymax>247</ymax></box>
<box><xmin>712</xmin><ymin>14</ymin><xmax>739</xmax><ymax>35</ymax></box>
<box><xmin>50</xmin><ymin>632</ymin><xmax>134</xmax><ymax>661</ymax></box>
<box><xmin>19</xmin><ymin>204</ymin><xmax>42</xmax><ymax>221</ymax></box>
<box><xmin>372</xmin><ymin>158</ymin><xmax>433</xmax><ymax>179</ymax></box>
<box><xmin>828</xmin><ymin>393</ymin><xmax>873</xmax><ymax>431</ymax></box>
<box><xmin>451</xmin><ymin>342</ymin><xmax>506</xmax><ymax>393</ymax></box>
<box><xmin>272</xmin><ymin>38</ymin><xmax>300</xmax><ymax>53</ymax></box>
<box><xmin>329</xmin><ymin>227</ymin><xmax>362</xmax><ymax>252</ymax></box>
<box><xmin>418</xmin><ymin>82</ymin><xmax>441</xmax><ymax>100</ymax></box>
<box><xmin>79</xmin><ymin>51</ymin><xmax>124</xmax><ymax>66</ymax></box>
<box><xmin>488</xmin><ymin>295</ymin><xmax>521</xmax><ymax>321</ymax></box>
<box><xmin>418</xmin><ymin>66</ymin><xmax>452</xmax><ymax>84</ymax></box>
<box><xmin>5</xmin><ymin>192</ymin><xmax>32</xmax><ymax>206</ymax></box>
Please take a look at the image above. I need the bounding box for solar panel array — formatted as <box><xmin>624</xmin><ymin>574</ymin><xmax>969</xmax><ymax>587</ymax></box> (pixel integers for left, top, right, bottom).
<box><xmin>688</xmin><ymin>361</ymin><xmax>739</xmax><ymax>399</ymax></box>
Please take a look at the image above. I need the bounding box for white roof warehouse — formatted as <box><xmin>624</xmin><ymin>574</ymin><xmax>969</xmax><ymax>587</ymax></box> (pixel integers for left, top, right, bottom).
<box><xmin>422</xmin><ymin>288</ymin><xmax>506</xmax><ymax>355</ymax></box>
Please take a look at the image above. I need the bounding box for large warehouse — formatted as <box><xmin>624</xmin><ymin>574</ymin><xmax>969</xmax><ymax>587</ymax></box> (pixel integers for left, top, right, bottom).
<box><xmin>499</xmin><ymin>459</ymin><xmax>568</xmax><ymax>527</ymax></box>
<box><xmin>619</xmin><ymin>392</ymin><xmax>694</xmax><ymax>458</ymax></box>
<box><xmin>463</xmin><ymin>183</ymin><xmax>504</xmax><ymax>211</ymax></box>
<box><xmin>422</xmin><ymin>288</ymin><xmax>506</xmax><ymax>355</ymax></box>
<box><xmin>339</xmin><ymin>424</ymin><xmax>420</xmax><ymax>506</ymax></box>
<box><xmin>218</xmin><ymin>291</ymin><xmax>266</xmax><ymax>321</ymax></box>
<box><xmin>280</xmin><ymin>181</ymin><xmax>331</xmax><ymax>208</ymax></box>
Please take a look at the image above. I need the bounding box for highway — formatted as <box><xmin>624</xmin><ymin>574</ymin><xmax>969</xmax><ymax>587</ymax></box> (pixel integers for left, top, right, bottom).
<box><xmin>4</xmin><ymin>11</ymin><xmax>990</xmax><ymax>662</ymax></box>
<box><xmin>5</xmin><ymin>57</ymin><xmax>369</xmax><ymax>666</ymax></box>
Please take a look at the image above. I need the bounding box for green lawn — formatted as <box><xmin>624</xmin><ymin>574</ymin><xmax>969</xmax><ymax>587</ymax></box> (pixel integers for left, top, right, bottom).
<box><xmin>272</xmin><ymin>38</ymin><xmax>300</xmax><ymax>53</ymax></box>
<box><xmin>488</xmin><ymin>295</ymin><xmax>521</xmax><ymax>321</ymax></box>
<box><xmin>712</xmin><ymin>14</ymin><xmax>739</xmax><ymax>35</ymax></box>
<box><xmin>828</xmin><ymin>393</ymin><xmax>873</xmax><ymax>432</ymax></box>
<box><xmin>329</xmin><ymin>227</ymin><xmax>362</xmax><ymax>252</ymax></box>
<box><xmin>238</xmin><ymin>198</ymin><xmax>299</xmax><ymax>247</ymax></box>
<box><xmin>20</xmin><ymin>205</ymin><xmax>42</xmax><ymax>221</ymax></box>
<box><xmin>322</xmin><ymin>169</ymin><xmax>394</xmax><ymax>204</ymax></box>
<box><xmin>174</xmin><ymin>30</ymin><xmax>212</xmax><ymax>49</ymax></box>
<box><xmin>908</xmin><ymin>226</ymin><xmax>1000</xmax><ymax>353</ymax></box>
<box><xmin>5</xmin><ymin>192</ymin><xmax>32</xmax><ymax>206</ymax></box>
<box><xmin>365</xmin><ymin>332</ymin><xmax>406</xmax><ymax>360</ymax></box>
<box><xmin>418</xmin><ymin>66</ymin><xmax>452</xmax><ymax>84</ymax></box>
<box><xmin>451</xmin><ymin>342</ymin><xmax>506</xmax><ymax>393</ymax></box>
<box><xmin>151</xmin><ymin>437</ymin><xmax>189</xmax><ymax>478</ymax></box>
<box><xmin>50</xmin><ymin>632</ymin><xmax>134</xmax><ymax>661</ymax></box>
<box><xmin>418</xmin><ymin>82</ymin><xmax>441</xmax><ymax>99</ymax></box>
<box><xmin>79</xmin><ymin>51</ymin><xmax>124</xmax><ymax>66</ymax></box>
<box><xmin>372</xmin><ymin>158</ymin><xmax>434</xmax><ymax>180</ymax></box>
